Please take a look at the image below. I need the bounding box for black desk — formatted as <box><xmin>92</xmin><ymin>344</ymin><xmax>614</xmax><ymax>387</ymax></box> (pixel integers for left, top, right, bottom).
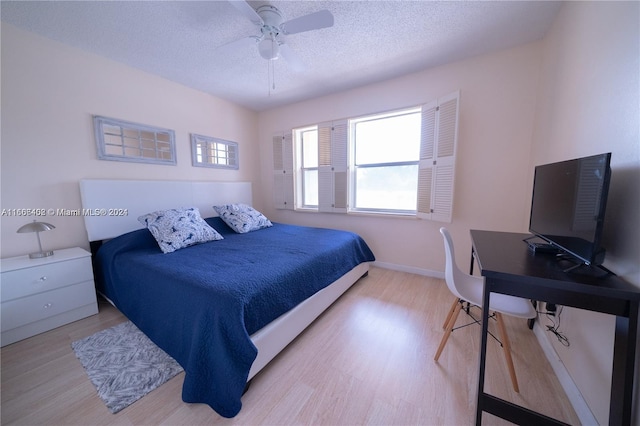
<box><xmin>470</xmin><ymin>230</ymin><xmax>640</xmax><ymax>426</ymax></box>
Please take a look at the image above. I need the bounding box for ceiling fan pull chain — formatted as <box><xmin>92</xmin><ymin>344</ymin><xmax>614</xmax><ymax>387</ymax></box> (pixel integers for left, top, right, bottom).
<box><xmin>272</xmin><ymin>59</ymin><xmax>276</xmax><ymax>91</ymax></box>
<box><xmin>268</xmin><ymin>58</ymin><xmax>276</xmax><ymax>96</ymax></box>
<box><xmin>268</xmin><ymin>60</ymin><xmax>272</xmax><ymax>97</ymax></box>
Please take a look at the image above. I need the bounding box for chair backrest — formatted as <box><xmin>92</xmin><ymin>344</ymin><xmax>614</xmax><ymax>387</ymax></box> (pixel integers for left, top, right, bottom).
<box><xmin>439</xmin><ymin>227</ymin><xmax>482</xmax><ymax>304</ymax></box>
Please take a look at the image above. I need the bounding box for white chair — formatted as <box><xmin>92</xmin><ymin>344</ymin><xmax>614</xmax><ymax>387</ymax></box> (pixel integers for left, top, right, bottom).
<box><xmin>434</xmin><ymin>227</ymin><xmax>536</xmax><ymax>392</ymax></box>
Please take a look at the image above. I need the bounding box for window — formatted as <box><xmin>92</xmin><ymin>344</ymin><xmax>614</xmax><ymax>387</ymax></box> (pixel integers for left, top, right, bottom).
<box><xmin>296</xmin><ymin>127</ymin><xmax>319</xmax><ymax>207</ymax></box>
<box><xmin>277</xmin><ymin>91</ymin><xmax>459</xmax><ymax>222</ymax></box>
<box><xmin>350</xmin><ymin>108</ymin><xmax>421</xmax><ymax>214</ymax></box>
<box><xmin>94</xmin><ymin>116</ymin><xmax>176</xmax><ymax>165</ymax></box>
<box><xmin>191</xmin><ymin>134</ymin><xmax>239</xmax><ymax>169</ymax></box>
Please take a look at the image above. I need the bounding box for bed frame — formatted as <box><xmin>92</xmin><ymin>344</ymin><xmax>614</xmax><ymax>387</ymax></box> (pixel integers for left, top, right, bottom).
<box><xmin>79</xmin><ymin>179</ymin><xmax>369</xmax><ymax>381</ymax></box>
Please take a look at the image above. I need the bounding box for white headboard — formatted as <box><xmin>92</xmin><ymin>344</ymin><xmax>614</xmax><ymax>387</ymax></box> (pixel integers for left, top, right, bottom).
<box><xmin>79</xmin><ymin>179</ymin><xmax>252</xmax><ymax>242</ymax></box>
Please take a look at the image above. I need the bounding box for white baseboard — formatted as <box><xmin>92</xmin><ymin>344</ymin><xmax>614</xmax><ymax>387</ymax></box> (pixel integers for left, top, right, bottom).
<box><xmin>372</xmin><ymin>261</ymin><xmax>444</xmax><ymax>279</ymax></box>
<box><xmin>533</xmin><ymin>321</ymin><xmax>597</xmax><ymax>425</ymax></box>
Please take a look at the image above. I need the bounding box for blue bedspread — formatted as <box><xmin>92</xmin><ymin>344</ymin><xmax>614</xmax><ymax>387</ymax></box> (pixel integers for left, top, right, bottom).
<box><xmin>94</xmin><ymin>218</ymin><xmax>374</xmax><ymax>417</ymax></box>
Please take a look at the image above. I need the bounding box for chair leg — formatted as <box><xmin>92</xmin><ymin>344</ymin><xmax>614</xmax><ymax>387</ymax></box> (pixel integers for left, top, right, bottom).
<box><xmin>495</xmin><ymin>312</ymin><xmax>520</xmax><ymax>393</ymax></box>
<box><xmin>442</xmin><ymin>298</ymin><xmax>460</xmax><ymax>329</ymax></box>
<box><xmin>434</xmin><ymin>300</ymin><xmax>463</xmax><ymax>361</ymax></box>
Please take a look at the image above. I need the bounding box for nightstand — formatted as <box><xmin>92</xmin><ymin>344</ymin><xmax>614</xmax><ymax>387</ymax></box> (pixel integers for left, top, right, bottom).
<box><xmin>1</xmin><ymin>247</ymin><xmax>99</xmax><ymax>346</ymax></box>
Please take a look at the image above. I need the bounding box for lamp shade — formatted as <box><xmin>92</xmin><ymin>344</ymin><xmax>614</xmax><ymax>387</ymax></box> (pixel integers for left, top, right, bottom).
<box><xmin>17</xmin><ymin>220</ymin><xmax>55</xmax><ymax>258</ymax></box>
<box><xmin>17</xmin><ymin>221</ymin><xmax>56</xmax><ymax>233</ymax></box>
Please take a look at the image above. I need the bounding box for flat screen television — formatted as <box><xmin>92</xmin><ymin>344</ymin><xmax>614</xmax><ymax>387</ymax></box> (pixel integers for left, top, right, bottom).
<box><xmin>528</xmin><ymin>152</ymin><xmax>612</xmax><ymax>267</ymax></box>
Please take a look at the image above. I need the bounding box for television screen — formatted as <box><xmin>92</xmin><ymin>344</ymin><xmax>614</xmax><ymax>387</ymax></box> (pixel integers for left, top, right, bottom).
<box><xmin>529</xmin><ymin>153</ymin><xmax>611</xmax><ymax>266</ymax></box>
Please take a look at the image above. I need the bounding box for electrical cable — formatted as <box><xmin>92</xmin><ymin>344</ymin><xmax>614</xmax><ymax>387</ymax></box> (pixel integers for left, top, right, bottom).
<box><xmin>542</xmin><ymin>305</ymin><xmax>569</xmax><ymax>346</ymax></box>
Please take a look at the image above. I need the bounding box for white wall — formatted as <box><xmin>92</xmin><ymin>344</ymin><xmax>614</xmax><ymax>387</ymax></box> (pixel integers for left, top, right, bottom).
<box><xmin>0</xmin><ymin>24</ymin><xmax>260</xmax><ymax>258</ymax></box>
<box><xmin>531</xmin><ymin>2</ymin><xmax>639</xmax><ymax>424</ymax></box>
<box><xmin>258</xmin><ymin>42</ymin><xmax>542</xmax><ymax>276</ymax></box>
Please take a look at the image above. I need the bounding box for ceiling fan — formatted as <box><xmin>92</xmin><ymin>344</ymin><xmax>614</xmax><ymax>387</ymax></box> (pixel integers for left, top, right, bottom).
<box><xmin>223</xmin><ymin>0</ymin><xmax>334</xmax><ymax>70</ymax></box>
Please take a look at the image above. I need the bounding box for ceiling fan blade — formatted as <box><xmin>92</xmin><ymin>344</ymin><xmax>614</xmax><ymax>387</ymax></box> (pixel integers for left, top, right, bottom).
<box><xmin>228</xmin><ymin>0</ymin><xmax>263</xmax><ymax>26</ymax></box>
<box><xmin>280</xmin><ymin>9</ymin><xmax>334</xmax><ymax>35</ymax></box>
<box><xmin>214</xmin><ymin>36</ymin><xmax>258</xmax><ymax>57</ymax></box>
<box><xmin>279</xmin><ymin>43</ymin><xmax>306</xmax><ymax>72</ymax></box>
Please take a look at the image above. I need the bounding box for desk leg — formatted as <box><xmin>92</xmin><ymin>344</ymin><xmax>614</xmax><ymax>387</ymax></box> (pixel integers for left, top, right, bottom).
<box><xmin>475</xmin><ymin>279</ymin><xmax>491</xmax><ymax>425</ymax></box>
<box><xmin>610</xmin><ymin>303</ymin><xmax>638</xmax><ymax>426</ymax></box>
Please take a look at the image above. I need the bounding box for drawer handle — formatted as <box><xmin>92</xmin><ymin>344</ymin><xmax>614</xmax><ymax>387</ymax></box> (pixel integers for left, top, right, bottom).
<box><xmin>43</xmin><ymin>303</ymin><xmax>53</xmax><ymax>309</ymax></box>
<box><xmin>38</xmin><ymin>276</ymin><xmax>47</xmax><ymax>282</ymax></box>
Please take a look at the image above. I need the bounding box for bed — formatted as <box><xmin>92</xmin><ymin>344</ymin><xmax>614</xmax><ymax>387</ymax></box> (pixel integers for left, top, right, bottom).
<box><xmin>79</xmin><ymin>179</ymin><xmax>374</xmax><ymax>417</ymax></box>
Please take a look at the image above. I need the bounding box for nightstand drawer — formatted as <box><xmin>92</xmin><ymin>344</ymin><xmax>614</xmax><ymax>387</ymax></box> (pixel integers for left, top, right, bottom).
<box><xmin>1</xmin><ymin>256</ymin><xmax>93</xmax><ymax>302</ymax></box>
<box><xmin>1</xmin><ymin>280</ymin><xmax>96</xmax><ymax>332</ymax></box>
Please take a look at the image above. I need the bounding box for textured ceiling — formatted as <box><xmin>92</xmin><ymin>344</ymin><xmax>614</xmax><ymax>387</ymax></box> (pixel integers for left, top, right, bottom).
<box><xmin>1</xmin><ymin>1</ymin><xmax>562</xmax><ymax>111</ymax></box>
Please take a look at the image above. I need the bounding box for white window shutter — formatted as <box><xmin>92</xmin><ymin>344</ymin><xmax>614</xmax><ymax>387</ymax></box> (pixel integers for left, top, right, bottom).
<box><xmin>318</xmin><ymin>120</ymin><xmax>348</xmax><ymax>213</ymax></box>
<box><xmin>430</xmin><ymin>160</ymin><xmax>455</xmax><ymax>222</ymax></box>
<box><xmin>273</xmin><ymin>132</ymin><xmax>294</xmax><ymax>210</ymax></box>
<box><xmin>318</xmin><ymin>165</ymin><xmax>333</xmax><ymax>211</ymax></box>
<box><xmin>417</xmin><ymin>100</ymin><xmax>437</xmax><ymax>219</ymax></box>
<box><xmin>332</xmin><ymin>120</ymin><xmax>348</xmax><ymax>212</ymax></box>
<box><xmin>318</xmin><ymin>122</ymin><xmax>332</xmax><ymax>167</ymax></box>
<box><xmin>417</xmin><ymin>166</ymin><xmax>433</xmax><ymax>219</ymax></box>
<box><xmin>417</xmin><ymin>91</ymin><xmax>459</xmax><ymax>222</ymax></box>
<box><xmin>420</xmin><ymin>100</ymin><xmax>437</xmax><ymax>162</ymax></box>
<box><xmin>436</xmin><ymin>94</ymin><xmax>459</xmax><ymax>158</ymax></box>
<box><xmin>333</xmin><ymin>171</ymin><xmax>348</xmax><ymax>209</ymax></box>
<box><xmin>331</xmin><ymin>121</ymin><xmax>348</xmax><ymax>171</ymax></box>
<box><xmin>273</xmin><ymin>135</ymin><xmax>284</xmax><ymax>170</ymax></box>
<box><xmin>318</xmin><ymin>122</ymin><xmax>333</xmax><ymax>211</ymax></box>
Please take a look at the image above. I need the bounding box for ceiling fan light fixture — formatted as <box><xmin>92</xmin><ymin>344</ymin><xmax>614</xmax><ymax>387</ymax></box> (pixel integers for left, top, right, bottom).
<box><xmin>258</xmin><ymin>36</ymin><xmax>280</xmax><ymax>60</ymax></box>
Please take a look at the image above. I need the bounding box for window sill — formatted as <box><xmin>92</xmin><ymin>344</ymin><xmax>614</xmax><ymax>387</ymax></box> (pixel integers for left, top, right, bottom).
<box><xmin>293</xmin><ymin>207</ymin><xmax>418</xmax><ymax>220</ymax></box>
<box><xmin>348</xmin><ymin>210</ymin><xmax>417</xmax><ymax>220</ymax></box>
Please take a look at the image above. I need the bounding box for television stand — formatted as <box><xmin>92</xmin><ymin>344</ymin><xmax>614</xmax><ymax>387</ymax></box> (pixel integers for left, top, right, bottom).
<box><xmin>554</xmin><ymin>253</ymin><xmax>616</xmax><ymax>275</ymax></box>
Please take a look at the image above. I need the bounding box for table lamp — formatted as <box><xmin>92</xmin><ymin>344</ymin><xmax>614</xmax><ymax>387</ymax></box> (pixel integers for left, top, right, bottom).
<box><xmin>17</xmin><ymin>220</ymin><xmax>55</xmax><ymax>259</ymax></box>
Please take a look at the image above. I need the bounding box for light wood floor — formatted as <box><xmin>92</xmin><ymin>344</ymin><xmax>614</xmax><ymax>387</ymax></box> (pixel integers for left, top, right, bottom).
<box><xmin>1</xmin><ymin>267</ymin><xmax>580</xmax><ymax>425</ymax></box>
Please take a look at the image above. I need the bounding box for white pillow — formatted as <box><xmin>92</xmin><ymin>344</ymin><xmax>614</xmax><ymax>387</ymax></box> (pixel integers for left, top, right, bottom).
<box><xmin>213</xmin><ymin>203</ymin><xmax>272</xmax><ymax>234</ymax></box>
<box><xmin>138</xmin><ymin>207</ymin><xmax>223</xmax><ymax>253</ymax></box>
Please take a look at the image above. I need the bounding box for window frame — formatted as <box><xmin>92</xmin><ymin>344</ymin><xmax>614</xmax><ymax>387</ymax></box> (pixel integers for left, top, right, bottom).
<box><xmin>93</xmin><ymin>116</ymin><xmax>177</xmax><ymax>165</ymax></box>
<box><xmin>295</xmin><ymin>126</ymin><xmax>319</xmax><ymax>208</ymax></box>
<box><xmin>349</xmin><ymin>107</ymin><xmax>422</xmax><ymax>215</ymax></box>
<box><xmin>190</xmin><ymin>133</ymin><xmax>239</xmax><ymax>170</ymax></box>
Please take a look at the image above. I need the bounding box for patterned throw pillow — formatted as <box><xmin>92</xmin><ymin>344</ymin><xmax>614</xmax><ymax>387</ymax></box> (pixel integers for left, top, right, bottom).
<box><xmin>138</xmin><ymin>207</ymin><xmax>223</xmax><ymax>253</ymax></box>
<box><xmin>213</xmin><ymin>203</ymin><xmax>273</xmax><ymax>234</ymax></box>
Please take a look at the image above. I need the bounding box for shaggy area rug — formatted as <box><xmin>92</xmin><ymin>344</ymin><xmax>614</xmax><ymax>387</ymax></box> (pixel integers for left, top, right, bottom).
<box><xmin>71</xmin><ymin>321</ymin><xmax>183</xmax><ymax>413</ymax></box>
